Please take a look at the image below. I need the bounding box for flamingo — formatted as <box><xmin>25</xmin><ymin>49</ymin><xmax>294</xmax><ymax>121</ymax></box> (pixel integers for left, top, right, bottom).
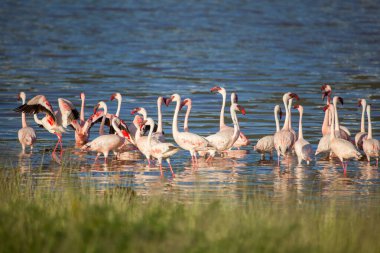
<box><xmin>273</xmin><ymin>92</ymin><xmax>299</xmax><ymax>165</ymax></box>
<box><xmin>203</xmin><ymin>93</ymin><xmax>246</xmax><ymax>161</ymax></box>
<box><xmin>293</xmin><ymin>105</ymin><xmax>313</xmax><ymax>164</ymax></box>
<box><xmin>288</xmin><ymin>98</ymin><xmax>297</xmax><ymax>148</ymax></box>
<box><xmin>321</xmin><ymin>84</ymin><xmax>351</xmax><ymax>137</ymax></box>
<box><xmin>81</xmin><ymin>102</ymin><xmax>125</xmax><ymax>163</ymax></box>
<box><xmin>14</xmin><ymin>95</ymin><xmax>80</xmax><ymax>161</ymax></box>
<box><xmin>332</xmin><ymin>96</ymin><xmax>351</xmax><ymax>141</ymax></box>
<box><xmin>130</xmin><ymin>106</ymin><xmax>159</xmax><ymax>138</ymax></box>
<box><xmin>74</xmin><ymin>92</ymin><xmax>91</xmax><ymax>145</ymax></box>
<box><xmin>142</xmin><ymin>118</ymin><xmax>180</xmax><ymax>177</ymax></box>
<box><xmin>168</xmin><ymin>93</ymin><xmax>214</xmax><ymax>165</ymax></box>
<box><xmin>17</xmin><ymin>92</ymin><xmax>37</xmax><ymax>152</ymax></box>
<box><xmin>328</xmin><ymin>104</ymin><xmax>361</xmax><ymax>173</ymax></box>
<box><xmin>362</xmin><ymin>104</ymin><xmax>379</xmax><ymax>166</ymax></box>
<box><xmin>254</xmin><ymin>105</ymin><xmax>282</xmax><ymax>160</ymax></box>
<box><xmin>210</xmin><ymin>86</ymin><xmax>250</xmax><ymax>149</ymax></box>
<box><xmin>355</xmin><ymin>99</ymin><xmax>367</xmax><ymax>151</ymax></box>
<box><xmin>180</xmin><ymin>98</ymin><xmax>192</xmax><ymax>132</ymax></box>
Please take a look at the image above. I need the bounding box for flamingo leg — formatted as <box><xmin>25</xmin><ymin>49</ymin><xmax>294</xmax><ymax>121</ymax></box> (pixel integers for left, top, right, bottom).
<box><xmin>159</xmin><ymin>163</ymin><xmax>163</xmax><ymax>177</ymax></box>
<box><xmin>167</xmin><ymin>159</ymin><xmax>175</xmax><ymax>178</ymax></box>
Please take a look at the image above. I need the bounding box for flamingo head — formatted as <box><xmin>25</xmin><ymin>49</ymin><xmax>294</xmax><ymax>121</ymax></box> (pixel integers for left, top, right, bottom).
<box><xmin>321</xmin><ymin>84</ymin><xmax>332</xmax><ymax>101</ymax></box>
<box><xmin>323</xmin><ymin>104</ymin><xmax>330</xmax><ymax>112</ymax></box>
<box><xmin>110</xmin><ymin>92</ymin><xmax>121</xmax><ymax>101</ymax></box>
<box><xmin>210</xmin><ymin>86</ymin><xmax>222</xmax><ymax>92</ymax></box>
<box><xmin>80</xmin><ymin>92</ymin><xmax>85</xmax><ymax>100</ymax></box>
<box><xmin>180</xmin><ymin>98</ymin><xmax>192</xmax><ymax>110</ymax></box>
<box><xmin>289</xmin><ymin>93</ymin><xmax>299</xmax><ymax>100</ymax></box>
<box><xmin>169</xmin><ymin>94</ymin><xmax>181</xmax><ymax>104</ymax></box>
<box><xmin>236</xmin><ymin>104</ymin><xmax>246</xmax><ymax>115</ymax></box>
<box><xmin>18</xmin><ymin>91</ymin><xmax>26</xmax><ymax>102</ymax></box>
<box><xmin>131</xmin><ymin>107</ymin><xmax>141</xmax><ymax>115</ymax></box>
<box><xmin>333</xmin><ymin>96</ymin><xmax>344</xmax><ymax>106</ymax></box>
<box><xmin>293</xmin><ymin>104</ymin><xmax>303</xmax><ymax>113</ymax></box>
<box><xmin>93</xmin><ymin>101</ymin><xmax>106</xmax><ymax>114</ymax></box>
<box><xmin>162</xmin><ymin>97</ymin><xmax>171</xmax><ymax>107</ymax></box>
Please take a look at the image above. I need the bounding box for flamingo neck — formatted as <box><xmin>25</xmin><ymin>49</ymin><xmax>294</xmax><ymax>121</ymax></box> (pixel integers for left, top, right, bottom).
<box><xmin>275</xmin><ymin>109</ymin><xmax>280</xmax><ymax>132</ymax></box>
<box><xmin>184</xmin><ymin>104</ymin><xmax>192</xmax><ymax>132</ymax></box>
<box><xmin>111</xmin><ymin>119</ymin><xmax>122</xmax><ymax>137</ymax></box>
<box><xmin>298</xmin><ymin>109</ymin><xmax>304</xmax><ymax>140</ymax></box>
<box><xmin>322</xmin><ymin>109</ymin><xmax>330</xmax><ymax>134</ymax></box>
<box><xmin>288</xmin><ymin>99</ymin><xmax>293</xmax><ymax>130</ymax></box>
<box><xmin>333</xmin><ymin>100</ymin><xmax>340</xmax><ymax>131</ymax></box>
<box><xmin>21</xmin><ymin>97</ymin><xmax>27</xmax><ymax>128</ymax></box>
<box><xmin>172</xmin><ymin>98</ymin><xmax>180</xmax><ymax>137</ymax></box>
<box><xmin>99</xmin><ymin>106</ymin><xmax>107</xmax><ymax>136</ymax></box>
<box><xmin>229</xmin><ymin>106</ymin><xmax>240</xmax><ymax>148</ymax></box>
<box><xmin>33</xmin><ymin>114</ymin><xmax>43</xmax><ymax>126</ymax></box>
<box><xmin>80</xmin><ymin>96</ymin><xmax>85</xmax><ymax>122</ymax></box>
<box><xmin>283</xmin><ymin>97</ymin><xmax>290</xmax><ymax>130</ymax></box>
<box><xmin>147</xmin><ymin>122</ymin><xmax>154</xmax><ymax>147</ymax></box>
<box><xmin>219</xmin><ymin>90</ymin><xmax>227</xmax><ymax>129</ymax></box>
<box><xmin>157</xmin><ymin>98</ymin><xmax>163</xmax><ymax>134</ymax></box>
<box><xmin>360</xmin><ymin>102</ymin><xmax>366</xmax><ymax>133</ymax></box>
<box><xmin>115</xmin><ymin>97</ymin><xmax>121</xmax><ymax>117</ymax></box>
<box><xmin>140</xmin><ymin>108</ymin><xmax>147</xmax><ymax>120</ymax></box>
<box><xmin>367</xmin><ymin>106</ymin><xmax>373</xmax><ymax>139</ymax></box>
<box><xmin>330</xmin><ymin>107</ymin><xmax>336</xmax><ymax>141</ymax></box>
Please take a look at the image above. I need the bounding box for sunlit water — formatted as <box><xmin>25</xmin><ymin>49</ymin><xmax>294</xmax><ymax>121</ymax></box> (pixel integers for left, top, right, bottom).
<box><xmin>1</xmin><ymin>0</ymin><xmax>380</xmax><ymax>203</ymax></box>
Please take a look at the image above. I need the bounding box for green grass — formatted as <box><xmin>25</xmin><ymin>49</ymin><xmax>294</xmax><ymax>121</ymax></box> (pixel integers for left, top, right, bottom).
<box><xmin>0</xmin><ymin>168</ymin><xmax>379</xmax><ymax>253</ymax></box>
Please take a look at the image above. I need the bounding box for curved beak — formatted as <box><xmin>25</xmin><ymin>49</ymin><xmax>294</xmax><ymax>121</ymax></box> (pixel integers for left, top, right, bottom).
<box><xmin>338</xmin><ymin>97</ymin><xmax>344</xmax><ymax>105</ymax></box>
<box><xmin>323</xmin><ymin>105</ymin><xmax>329</xmax><ymax>112</ymax></box>
<box><xmin>290</xmin><ymin>93</ymin><xmax>299</xmax><ymax>100</ymax></box>
<box><xmin>139</xmin><ymin>120</ymin><xmax>147</xmax><ymax>130</ymax></box>
<box><xmin>93</xmin><ymin>104</ymin><xmax>100</xmax><ymax>114</ymax></box>
<box><xmin>210</xmin><ymin>86</ymin><xmax>222</xmax><ymax>93</ymax></box>
<box><xmin>131</xmin><ymin>108</ymin><xmax>139</xmax><ymax>115</ymax></box>
<box><xmin>179</xmin><ymin>100</ymin><xmax>187</xmax><ymax>111</ymax></box>
<box><xmin>163</xmin><ymin>97</ymin><xmax>171</xmax><ymax>107</ymax></box>
<box><xmin>357</xmin><ymin>99</ymin><xmax>362</xmax><ymax>107</ymax></box>
<box><xmin>110</xmin><ymin>94</ymin><xmax>116</xmax><ymax>101</ymax></box>
<box><xmin>237</xmin><ymin>105</ymin><xmax>246</xmax><ymax>115</ymax></box>
<box><xmin>293</xmin><ymin>104</ymin><xmax>300</xmax><ymax>109</ymax></box>
<box><xmin>17</xmin><ymin>94</ymin><xmax>21</xmax><ymax>101</ymax></box>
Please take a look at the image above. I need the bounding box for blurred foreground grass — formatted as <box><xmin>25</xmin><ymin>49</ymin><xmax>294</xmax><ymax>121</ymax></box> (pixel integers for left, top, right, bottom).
<box><xmin>0</xmin><ymin>167</ymin><xmax>379</xmax><ymax>253</ymax></box>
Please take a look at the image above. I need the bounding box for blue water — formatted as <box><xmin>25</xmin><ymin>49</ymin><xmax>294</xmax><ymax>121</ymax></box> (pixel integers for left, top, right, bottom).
<box><xmin>1</xmin><ymin>0</ymin><xmax>380</xmax><ymax>202</ymax></box>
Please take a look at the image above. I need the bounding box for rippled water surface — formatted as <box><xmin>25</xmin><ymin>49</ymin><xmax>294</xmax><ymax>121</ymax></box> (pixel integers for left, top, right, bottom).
<box><xmin>1</xmin><ymin>0</ymin><xmax>380</xmax><ymax>203</ymax></box>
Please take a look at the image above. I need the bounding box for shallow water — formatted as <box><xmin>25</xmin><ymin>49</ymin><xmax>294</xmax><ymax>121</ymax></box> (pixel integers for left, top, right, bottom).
<box><xmin>1</xmin><ymin>0</ymin><xmax>380</xmax><ymax>203</ymax></box>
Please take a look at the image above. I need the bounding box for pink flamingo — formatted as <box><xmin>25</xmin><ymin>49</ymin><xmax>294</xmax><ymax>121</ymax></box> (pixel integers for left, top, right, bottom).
<box><xmin>203</xmin><ymin>93</ymin><xmax>246</xmax><ymax>161</ymax></box>
<box><xmin>328</xmin><ymin>104</ymin><xmax>361</xmax><ymax>173</ymax></box>
<box><xmin>17</xmin><ymin>92</ymin><xmax>37</xmax><ymax>152</ymax></box>
<box><xmin>332</xmin><ymin>96</ymin><xmax>351</xmax><ymax>141</ymax></box>
<box><xmin>168</xmin><ymin>93</ymin><xmax>214</xmax><ymax>165</ymax></box>
<box><xmin>254</xmin><ymin>105</ymin><xmax>282</xmax><ymax>160</ymax></box>
<box><xmin>293</xmin><ymin>105</ymin><xmax>313</xmax><ymax>164</ymax></box>
<box><xmin>355</xmin><ymin>99</ymin><xmax>367</xmax><ymax>151</ymax></box>
<box><xmin>14</xmin><ymin>95</ymin><xmax>80</xmax><ymax>161</ymax></box>
<box><xmin>74</xmin><ymin>92</ymin><xmax>91</xmax><ymax>145</ymax></box>
<box><xmin>363</xmin><ymin>104</ymin><xmax>379</xmax><ymax>166</ymax></box>
<box><xmin>210</xmin><ymin>86</ymin><xmax>250</xmax><ymax>149</ymax></box>
<box><xmin>273</xmin><ymin>92</ymin><xmax>299</xmax><ymax>165</ymax></box>
<box><xmin>81</xmin><ymin>101</ymin><xmax>125</xmax><ymax>163</ymax></box>
<box><xmin>142</xmin><ymin>118</ymin><xmax>180</xmax><ymax>177</ymax></box>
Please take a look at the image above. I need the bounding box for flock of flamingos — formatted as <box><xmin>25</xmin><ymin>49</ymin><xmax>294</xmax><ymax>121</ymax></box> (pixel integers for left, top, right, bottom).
<box><xmin>14</xmin><ymin>84</ymin><xmax>379</xmax><ymax>177</ymax></box>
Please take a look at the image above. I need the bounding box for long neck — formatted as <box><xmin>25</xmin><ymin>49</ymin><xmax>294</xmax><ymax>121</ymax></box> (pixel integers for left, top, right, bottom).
<box><xmin>112</xmin><ymin>120</ymin><xmax>123</xmax><ymax>137</ymax></box>
<box><xmin>230</xmin><ymin>107</ymin><xmax>240</xmax><ymax>143</ymax></box>
<box><xmin>80</xmin><ymin>96</ymin><xmax>85</xmax><ymax>122</ymax></box>
<box><xmin>116</xmin><ymin>97</ymin><xmax>121</xmax><ymax>117</ymax></box>
<box><xmin>33</xmin><ymin>114</ymin><xmax>43</xmax><ymax>126</ymax></box>
<box><xmin>322</xmin><ymin>109</ymin><xmax>329</xmax><ymax>133</ymax></box>
<box><xmin>184</xmin><ymin>104</ymin><xmax>191</xmax><ymax>132</ymax></box>
<box><xmin>21</xmin><ymin>97</ymin><xmax>27</xmax><ymax>128</ymax></box>
<box><xmin>330</xmin><ymin>108</ymin><xmax>335</xmax><ymax>141</ymax></box>
<box><xmin>274</xmin><ymin>109</ymin><xmax>280</xmax><ymax>132</ymax></box>
<box><xmin>172</xmin><ymin>99</ymin><xmax>180</xmax><ymax>136</ymax></box>
<box><xmin>333</xmin><ymin>101</ymin><xmax>340</xmax><ymax>131</ymax></box>
<box><xmin>157</xmin><ymin>99</ymin><xmax>163</xmax><ymax>133</ymax></box>
<box><xmin>288</xmin><ymin>99</ymin><xmax>293</xmax><ymax>130</ymax></box>
<box><xmin>99</xmin><ymin>106</ymin><xmax>107</xmax><ymax>136</ymax></box>
<box><xmin>360</xmin><ymin>103</ymin><xmax>366</xmax><ymax>133</ymax></box>
<box><xmin>219</xmin><ymin>91</ymin><xmax>226</xmax><ymax>129</ymax></box>
<box><xmin>298</xmin><ymin>110</ymin><xmax>304</xmax><ymax>140</ymax></box>
<box><xmin>283</xmin><ymin>98</ymin><xmax>290</xmax><ymax>130</ymax></box>
<box><xmin>148</xmin><ymin>122</ymin><xmax>154</xmax><ymax>146</ymax></box>
<box><xmin>367</xmin><ymin>106</ymin><xmax>373</xmax><ymax>139</ymax></box>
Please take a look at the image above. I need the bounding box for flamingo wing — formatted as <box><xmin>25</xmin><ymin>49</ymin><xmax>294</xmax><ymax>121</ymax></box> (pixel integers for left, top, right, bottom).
<box><xmin>58</xmin><ymin>98</ymin><xmax>80</xmax><ymax>128</ymax></box>
<box><xmin>14</xmin><ymin>95</ymin><xmax>56</xmax><ymax>120</ymax></box>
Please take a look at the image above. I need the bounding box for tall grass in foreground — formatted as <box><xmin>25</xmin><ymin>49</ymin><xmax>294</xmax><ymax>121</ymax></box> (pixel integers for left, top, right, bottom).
<box><xmin>0</xmin><ymin>168</ymin><xmax>379</xmax><ymax>253</ymax></box>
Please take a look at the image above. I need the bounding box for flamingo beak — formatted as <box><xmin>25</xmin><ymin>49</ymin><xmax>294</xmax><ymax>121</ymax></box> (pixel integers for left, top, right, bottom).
<box><xmin>237</xmin><ymin>105</ymin><xmax>246</xmax><ymax>115</ymax></box>
<box><xmin>210</xmin><ymin>86</ymin><xmax>222</xmax><ymax>93</ymax></box>
<box><xmin>233</xmin><ymin>93</ymin><xmax>239</xmax><ymax>103</ymax></box>
<box><xmin>320</xmin><ymin>84</ymin><xmax>327</xmax><ymax>91</ymax></box>
<box><xmin>357</xmin><ymin>99</ymin><xmax>362</xmax><ymax>107</ymax></box>
<box><xmin>293</xmin><ymin>104</ymin><xmax>300</xmax><ymax>109</ymax></box>
<box><xmin>179</xmin><ymin>100</ymin><xmax>187</xmax><ymax>110</ymax></box>
<box><xmin>17</xmin><ymin>94</ymin><xmax>21</xmax><ymax>101</ymax></box>
<box><xmin>322</xmin><ymin>91</ymin><xmax>328</xmax><ymax>101</ymax></box>
<box><xmin>139</xmin><ymin>120</ymin><xmax>147</xmax><ymax>130</ymax></box>
<box><xmin>110</xmin><ymin>94</ymin><xmax>116</xmax><ymax>101</ymax></box>
<box><xmin>131</xmin><ymin>108</ymin><xmax>139</xmax><ymax>115</ymax></box>
<box><xmin>93</xmin><ymin>104</ymin><xmax>100</xmax><ymax>114</ymax></box>
<box><xmin>323</xmin><ymin>105</ymin><xmax>329</xmax><ymax>112</ymax></box>
<box><xmin>290</xmin><ymin>93</ymin><xmax>299</xmax><ymax>100</ymax></box>
<box><xmin>163</xmin><ymin>97</ymin><xmax>171</xmax><ymax>107</ymax></box>
<box><xmin>338</xmin><ymin>97</ymin><xmax>344</xmax><ymax>105</ymax></box>
<box><xmin>279</xmin><ymin>108</ymin><xmax>283</xmax><ymax>120</ymax></box>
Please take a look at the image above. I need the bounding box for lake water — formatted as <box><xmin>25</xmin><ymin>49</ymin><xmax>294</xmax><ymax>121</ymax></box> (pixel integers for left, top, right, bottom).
<box><xmin>1</xmin><ymin>0</ymin><xmax>380</xmax><ymax>203</ymax></box>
